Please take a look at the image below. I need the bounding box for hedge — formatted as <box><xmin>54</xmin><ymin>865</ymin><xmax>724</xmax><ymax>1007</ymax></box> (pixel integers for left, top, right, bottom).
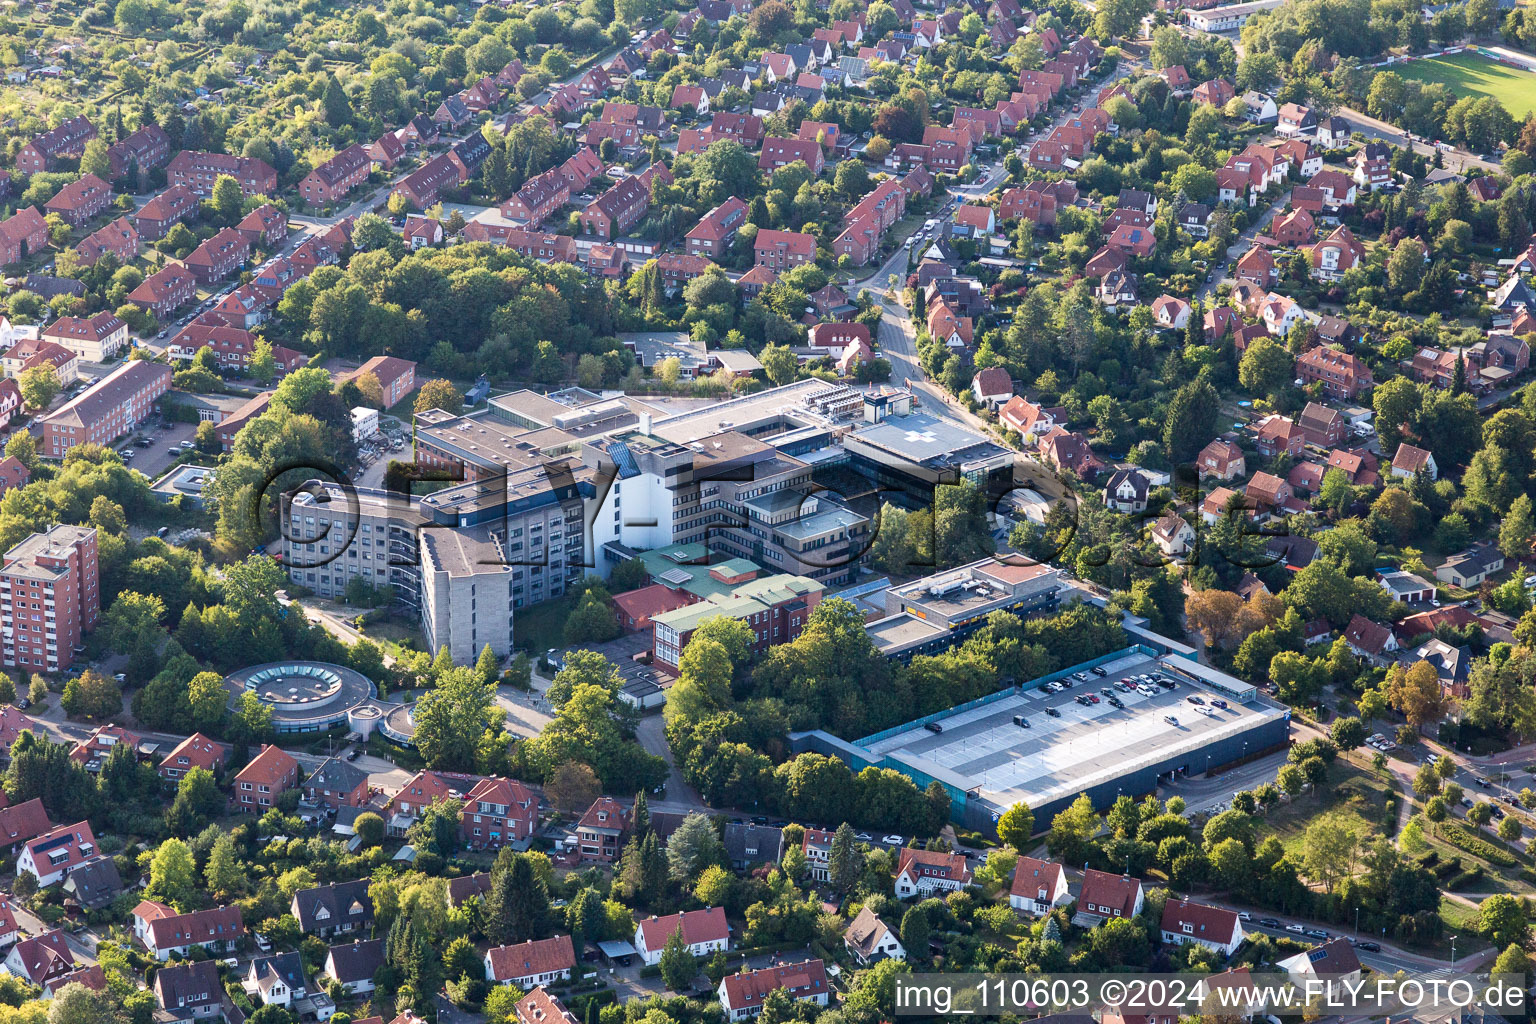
<box><xmin>1437</xmin><ymin>822</ymin><xmax>1518</xmax><ymax>866</ymax></box>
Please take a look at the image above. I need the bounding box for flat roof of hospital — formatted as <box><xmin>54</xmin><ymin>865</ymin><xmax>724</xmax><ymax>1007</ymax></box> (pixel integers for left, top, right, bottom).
<box><xmin>849</xmin><ymin>412</ymin><xmax>1009</xmax><ymax>466</ymax></box>
<box><xmin>860</xmin><ymin>651</ymin><xmax>1287</xmax><ymax>810</ymax></box>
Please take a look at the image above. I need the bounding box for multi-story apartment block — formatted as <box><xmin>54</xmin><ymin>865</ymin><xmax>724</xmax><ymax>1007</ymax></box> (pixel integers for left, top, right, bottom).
<box><xmin>43</xmin><ymin>173</ymin><xmax>112</xmax><ymax>228</ymax></box>
<box><xmin>106</xmin><ymin>124</ymin><xmax>171</xmax><ymax>180</ymax></box>
<box><xmin>578</xmin><ymin>165</ymin><xmax>671</xmax><ymax>240</ymax></box>
<box><xmin>685</xmin><ymin>197</ymin><xmax>749</xmax><ymax>258</ymax></box>
<box><xmin>753</xmin><ymin>229</ymin><xmax>816</xmax><ymax>270</ymax></box>
<box><xmin>0</xmin><ymin>525</ymin><xmax>99</xmax><ymax>675</ymax></box>
<box><xmin>184</xmin><ymin>227</ymin><xmax>251</xmax><ymax>284</ymax></box>
<box><xmin>298</xmin><ymin>144</ymin><xmax>370</xmax><ymax>206</ymax></box>
<box><xmin>41</xmin><ymin>311</ymin><xmax>129</xmax><ymax>362</ymax></box>
<box><xmin>132</xmin><ymin>186</ymin><xmax>199</xmax><ymax>241</ymax></box>
<box><xmin>167</xmin><ymin>151</ymin><xmax>278</xmax><ymax>197</ymax></box>
<box><xmin>39</xmin><ymin>360</ymin><xmax>171</xmax><ymax>458</ymax></box>
<box><xmin>128</xmin><ymin>264</ymin><xmax>198</xmax><ymax>320</ymax></box>
<box><xmin>0</xmin><ymin>208</ymin><xmax>48</xmax><ymax>265</ymax></box>
<box><xmin>392</xmin><ymin>154</ymin><xmax>461</xmax><ymax>211</ymax></box>
<box><xmin>460</xmin><ymin>776</ymin><xmax>538</xmax><ymax>850</ymax></box>
<box><xmin>501</xmin><ymin>168</ymin><xmax>570</xmax><ymax>227</ymax></box>
<box><xmin>16</xmin><ymin>116</ymin><xmax>97</xmax><ymax>174</ymax></box>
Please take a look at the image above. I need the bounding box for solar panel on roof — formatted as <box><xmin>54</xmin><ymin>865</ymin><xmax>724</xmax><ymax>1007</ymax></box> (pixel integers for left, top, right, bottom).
<box><xmin>1307</xmin><ymin>948</ymin><xmax>1329</xmax><ymax>962</ymax></box>
<box><xmin>659</xmin><ymin>568</ymin><xmax>693</xmax><ymax>585</ymax></box>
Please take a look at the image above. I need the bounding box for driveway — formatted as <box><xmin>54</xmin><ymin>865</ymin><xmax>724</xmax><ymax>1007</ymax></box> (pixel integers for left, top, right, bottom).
<box><xmin>1196</xmin><ymin>187</ymin><xmax>1292</xmax><ymax>302</ymax></box>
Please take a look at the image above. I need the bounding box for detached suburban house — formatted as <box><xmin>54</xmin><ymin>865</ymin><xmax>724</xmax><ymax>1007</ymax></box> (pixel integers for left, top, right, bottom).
<box><xmin>1009</xmin><ymin>856</ymin><xmax>1070</xmax><ymax>916</ymax></box>
<box><xmin>635</xmin><ymin>907</ymin><xmax>731</xmax><ymax>965</ymax></box>
<box><xmin>485</xmin><ymin>935</ymin><xmax>576</xmax><ymax>988</ymax></box>
<box><xmin>1436</xmin><ymin>545</ymin><xmax>1505</xmax><ymax>589</ymax></box>
<box><xmin>1073</xmin><ymin>870</ymin><xmax>1144</xmax><ymax>927</ymax></box>
<box><xmin>843</xmin><ymin>907</ymin><xmax>904</xmax><ymax>963</ymax></box>
<box><xmin>718</xmin><ymin>960</ymin><xmax>831</xmax><ymax>1020</ymax></box>
<box><xmin>1159</xmin><ymin>898</ymin><xmax>1245</xmax><ymax>957</ymax></box>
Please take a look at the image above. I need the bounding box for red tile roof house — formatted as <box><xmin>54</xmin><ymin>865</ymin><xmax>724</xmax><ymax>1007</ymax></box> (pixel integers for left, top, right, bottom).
<box><xmin>4</xmin><ymin>930</ymin><xmax>77</xmax><ymax>990</ymax></box>
<box><xmin>577</xmin><ymin>165</ymin><xmax>672</xmax><ymax>240</ymax></box>
<box><xmin>1253</xmin><ymin>414</ymin><xmax>1303</xmax><ymax>458</ymax></box>
<box><xmin>68</xmin><ymin>725</ymin><xmax>140</xmax><ymax>770</ymax></box>
<box><xmin>132</xmin><ymin>901</ymin><xmax>244</xmax><ymax>961</ymax></box>
<box><xmin>560</xmin><ymin>147</ymin><xmax>605</xmax><ymax>193</ymax></box>
<box><xmin>808</xmin><ymin>323</ymin><xmax>872</xmax><ymax>350</ymax></box>
<box><xmin>158</xmin><ymin>732</ymin><xmax>227</xmax><ymax>782</ymax></box>
<box><xmin>1391</xmin><ymin>442</ymin><xmax>1437</xmax><ymax>481</ymax></box>
<box><xmin>185</xmin><ymin>227</ymin><xmax>252</xmax><ymax>285</ymax></box>
<box><xmin>299</xmin><ymin>144</ymin><xmax>370</xmax><ymax>207</ymax></box>
<box><xmin>1234</xmin><ymin>245</ymin><xmax>1278</xmax><ymax>288</ymax></box>
<box><xmin>44</xmin><ymin>173</ymin><xmax>113</xmax><ymax>228</ymax></box>
<box><xmin>392</xmin><ymin>154</ymin><xmax>462</xmax><ymax>211</ymax></box>
<box><xmin>501</xmin><ymin>168</ymin><xmax>570</xmax><ymax>228</ymax></box>
<box><xmin>168</xmin><ymin>322</ymin><xmax>257</xmax><ymax>370</ymax></box>
<box><xmin>1297</xmin><ymin>344</ymin><xmax>1372</xmax><ymax>399</ymax></box>
<box><xmin>635</xmin><ymin>907</ymin><xmax>731</xmax><ymax>965</ymax></box>
<box><xmin>1296</xmin><ymin>401</ymin><xmax>1344</xmax><ymax>447</ymax></box>
<box><xmin>1309</xmin><ymin>224</ymin><xmax>1366</xmax><ymax>283</ymax></box>
<box><xmin>238</xmin><ymin>203</ymin><xmax>289</xmax><ymax>250</ymax></box>
<box><xmin>687</xmin><ymin>197</ymin><xmax>750</xmax><ymax>258</ymax></box>
<box><xmin>1009</xmin><ymin>856</ymin><xmax>1070</xmax><ymax>916</ymax></box>
<box><xmin>0</xmin><ymin>799</ymin><xmax>53</xmax><ymax>855</ymax></box>
<box><xmin>1245</xmin><ymin>471</ymin><xmax>1295</xmax><ymax>517</ymax></box>
<box><xmin>1270</xmin><ymin>207</ymin><xmax>1315</xmax><ymax>246</ymax></box>
<box><xmin>753</xmin><ymin>229</ymin><xmax>816</xmax><ymax>271</ymax></box>
<box><xmin>972</xmin><ymin>366</ymin><xmax>1013</xmax><ymax>408</ymax></box>
<box><xmin>893</xmin><ymin>847</ymin><xmax>972</xmax><ymax>898</ymax></box>
<box><xmin>672</xmin><ymin>84</ymin><xmax>710</xmax><ymax>114</ymax></box>
<box><xmin>16</xmin><ymin>116</ymin><xmax>98</xmax><ymax>174</ymax></box>
<box><xmin>0</xmin><ymin>897</ymin><xmax>18</xmax><ymax>949</ymax></box>
<box><xmin>998</xmin><ymin>186</ymin><xmax>1057</xmax><ymax>228</ymax></box>
<box><xmin>75</xmin><ymin>217</ymin><xmax>139</xmax><ymax>267</ymax></box>
<box><xmin>460</xmin><ymin>776</ymin><xmax>538</xmax><ymax>850</ymax></box>
<box><xmin>0</xmin><ymin>207</ymin><xmax>49</xmax><ymax>265</ymax></box>
<box><xmin>367</xmin><ymin>130</ymin><xmax>406</xmax><ymax>171</ymax></box>
<box><xmin>403</xmin><ymin>215</ymin><xmax>443</xmax><ymax>250</ymax></box>
<box><xmin>131</xmin><ymin>185</ymin><xmax>198</xmax><ymax>241</ymax></box>
<box><xmin>484</xmin><ymin>935</ymin><xmax>576</xmax><ymax>988</ymax></box>
<box><xmin>233</xmin><ymin>744</ymin><xmax>300</xmax><ymax>813</ymax></box>
<box><xmin>167</xmin><ymin>151</ymin><xmax>278</xmax><ymax>197</ymax></box>
<box><xmin>719</xmin><ymin>960</ymin><xmax>830</xmax><ymax>1020</ymax></box>
<box><xmin>1072</xmin><ymin>869</ymin><xmax>1144</xmax><ymax>927</ymax></box>
<box><xmin>758</xmin><ymin>138</ymin><xmax>826</xmax><ymax>177</ymax></box>
<box><xmin>17</xmin><ymin>821</ymin><xmax>98</xmax><ymax>887</ymax></box>
<box><xmin>342</xmin><ymin>355</ymin><xmax>417</xmax><ymax>406</ymax></box>
<box><xmin>128</xmin><ymin>264</ymin><xmax>197</xmax><ymax>322</ymax></box>
<box><xmin>575</xmin><ymin>796</ymin><xmax>630</xmax><ymax>862</ymax></box>
<box><xmin>1344</xmin><ymin>613</ymin><xmax>1399</xmax><ymax>664</ymax></box>
<box><xmin>0</xmin><ymin>453</ymin><xmax>28</xmax><ymax>497</ymax></box>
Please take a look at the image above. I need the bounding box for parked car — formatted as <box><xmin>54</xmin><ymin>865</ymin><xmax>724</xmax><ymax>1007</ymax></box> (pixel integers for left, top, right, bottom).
<box><xmin>1091</xmin><ymin>666</ymin><xmax>1108</xmax><ymax>676</ymax></box>
<box><xmin>1210</xmin><ymin>699</ymin><xmax>1228</xmax><ymax>710</ymax></box>
<box><xmin>1306</xmin><ymin>929</ymin><xmax>1329</xmax><ymax>939</ymax></box>
<box><xmin>1258</xmin><ymin>918</ymin><xmax>1280</xmax><ymax>928</ymax></box>
<box><xmin>882</xmin><ymin>834</ymin><xmax>903</xmax><ymax>845</ymax></box>
<box><xmin>1045</xmin><ymin>707</ymin><xmax>1061</xmax><ymax>717</ymax></box>
<box><xmin>1284</xmin><ymin>923</ymin><xmax>1306</xmax><ymax>934</ymax></box>
<box><xmin>1187</xmin><ymin>695</ymin><xmax>1205</xmax><ymax>705</ymax></box>
<box><xmin>1164</xmin><ymin>715</ymin><xmax>1179</xmax><ymax>725</ymax></box>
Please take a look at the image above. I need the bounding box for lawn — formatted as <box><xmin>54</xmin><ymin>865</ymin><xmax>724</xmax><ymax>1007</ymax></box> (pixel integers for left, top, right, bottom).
<box><xmin>1395</xmin><ymin>53</ymin><xmax>1536</xmax><ymax>118</ymax></box>
<box><xmin>1257</xmin><ymin>761</ymin><xmax>1397</xmax><ymax>857</ymax></box>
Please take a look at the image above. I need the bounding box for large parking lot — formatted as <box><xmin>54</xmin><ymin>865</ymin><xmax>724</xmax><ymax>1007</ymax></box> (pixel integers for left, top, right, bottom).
<box><xmin>115</xmin><ymin>419</ymin><xmax>202</xmax><ymax>480</ymax></box>
<box><xmin>861</xmin><ymin>654</ymin><xmax>1288</xmax><ymax>812</ymax></box>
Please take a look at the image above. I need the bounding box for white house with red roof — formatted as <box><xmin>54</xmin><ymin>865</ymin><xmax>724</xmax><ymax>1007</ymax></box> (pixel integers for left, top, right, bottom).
<box><xmin>132</xmin><ymin>900</ymin><xmax>245</xmax><ymax>960</ymax></box>
<box><xmin>1073</xmin><ymin>869</ymin><xmax>1143</xmax><ymax>926</ymax></box>
<box><xmin>3</xmin><ymin>929</ymin><xmax>74</xmax><ymax>989</ymax></box>
<box><xmin>972</xmin><ymin>366</ymin><xmax>1013</xmax><ymax>408</ymax></box>
<box><xmin>893</xmin><ymin>847</ymin><xmax>972</xmax><ymax>898</ymax></box>
<box><xmin>1009</xmin><ymin>856</ymin><xmax>1069</xmax><ymax>916</ymax></box>
<box><xmin>484</xmin><ymin>935</ymin><xmax>576</xmax><ymax>988</ymax></box>
<box><xmin>1159</xmin><ymin>898</ymin><xmax>1244</xmax><ymax>956</ymax></box>
<box><xmin>634</xmin><ymin>907</ymin><xmax>731</xmax><ymax>965</ymax></box>
<box><xmin>801</xmin><ymin>828</ymin><xmax>836</xmax><ymax>883</ymax></box>
<box><xmin>718</xmin><ymin>959</ymin><xmax>830</xmax><ymax>1019</ymax></box>
<box><xmin>0</xmin><ymin>897</ymin><xmax>17</xmax><ymax>948</ymax></box>
<box><xmin>17</xmin><ymin>821</ymin><xmax>97</xmax><ymax>887</ymax></box>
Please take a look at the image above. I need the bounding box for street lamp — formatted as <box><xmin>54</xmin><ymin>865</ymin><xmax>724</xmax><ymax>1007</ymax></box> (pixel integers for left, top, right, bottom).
<box><xmin>1450</xmin><ymin>934</ymin><xmax>1458</xmax><ymax>964</ymax></box>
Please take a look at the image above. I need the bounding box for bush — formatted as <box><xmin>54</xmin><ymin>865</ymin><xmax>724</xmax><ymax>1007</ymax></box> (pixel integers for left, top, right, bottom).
<box><xmin>1437</xmin><ymin>822</ymin><xmax>1518</xmax><ymax>866</ymax></box>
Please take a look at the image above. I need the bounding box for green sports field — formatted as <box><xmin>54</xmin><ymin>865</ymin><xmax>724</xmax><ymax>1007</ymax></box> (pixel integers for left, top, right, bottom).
<box><xmin>1395</xmin><ymin>52</ymin><xmax>1536</xmax><ymax>118</ymax></box>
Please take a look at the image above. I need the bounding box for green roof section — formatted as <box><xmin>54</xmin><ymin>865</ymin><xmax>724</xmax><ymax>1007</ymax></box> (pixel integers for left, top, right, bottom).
<box><xmin>651</xmin><ymin>573</ymin><xmax>825</xmax><ymax>634</ymax></box>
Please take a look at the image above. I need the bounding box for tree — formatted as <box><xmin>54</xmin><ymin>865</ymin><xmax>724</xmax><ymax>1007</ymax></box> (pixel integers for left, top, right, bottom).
<box><xmin>827</xmin><ymin>822</ymin><xmax>864</xmax><ymax>894</ymax></box>
<box><xmin>1046</xmin><ymin>793</ymin><xmax>1098</xmax><ymax>864</ymax></box>
<box><xmin>48</xmin><ymin>983</ymin><xmax>112</xmax><ymax>1024</ymax></box>
<box><xmin>1388</xmin><ymin>660</ymin><xmax>1449</xmax><ymax>732</ymax></box>
<box><xmin>1387</xmin><ymin>238</ymin><xmax>1428</xmax><ymax>293</ymax></box>
<box><xmin>1238</xmin><ymin>337</ymin><xmax>1293</xmax><ymax>397</ymax></box>
<box><xmin>413</xmin><ymin>668</ymin><xmax>497</xmax><ymax>772</ymax></box>
<box><xmin>210</xmin><ymin>174</ymin><xmax>244</xmax><ymax>224</ymax></box>
<box><xmin>415</xmin><ymin>379</ymin><xmax>463</xmax><ymax>415</ymax></box>
<box><xmin>1300</xmin><ymin>814</ymin><xmax>1357</xmax><ymax>893</ymax></box>
<box><xmin>1479</xmin><ymin>893</ymin><xmax>1530</xmax><ymax>949</ymax></box>
<box><xmin>60</xmin><ymin>670</ymin><xmax>121</xmax><ymax>721</ymax></box>
<box><xmin>545</xmin><ymin>760</ymin><xmax>601</xmax><ymax>813</ymax></box>
<box><xmin>166</xmin><ymin>766</ymin><xmax>223</xmax><ymax>834</ymax></box>
<box><xmin>248</xmin><ymin>339</ymin><xmax>277</xmax><ymax>386</ymax></box>
<box><xmin>18</xmin><ymin>364</ymin><xmax>60</xmax><ymax>410</ymax></box>
<box><xmin>658</xmin><ymin>929</ymin><xmax>695</xmax><ymax>989</ymax></box>
<box><xmin>666</xmin><ymin>811</ymin><xmax>723</xmax><ymax>880</ymax></box>
<box><xmin>5</xmin><ymin>432</ymin><xmax>36</xmax><ymax>470</ymax></box>
<box><xmin>1491</xmin><ymin>943</ymin><xmax>1531</xmax><ymax>988</ymax></box>
<box><xmin>761</xmin><ymin>343</ymin><xmax>797</xmax><ymax>386</ymax></box>
<box><xmin>1330</xmin><ymin>716</ymin><xmax>1365</xmax><ymax>752</ymax></box>
<box><xmin>997</xmin><ymin>802</ymin><xmax>1036</xmax><ymax>854</ymax></box>
<box><xmin>147</xmin><ymin>838</ymin><xmax>198</xmax><ymax>908</ymax></box>
<box><xmin>1501</xmin><ymin>493</ymin><xmax>1535</xmax><ymax>559</ymax></box>
<box><xmin>1163</xmin><ymin>380</ymin><xmax>1219</xmax><ymax>463</ymax></box>
<box><xmin>900</xmin><ymin>905</ymin><xmax>931</xmax><ymax>960</ymax></box>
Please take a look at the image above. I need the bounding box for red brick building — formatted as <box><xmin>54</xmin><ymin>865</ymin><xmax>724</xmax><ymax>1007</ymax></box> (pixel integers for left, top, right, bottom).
<box><xmin>158</xmin><ymin>733</ymin><xmax>228</xmax><ymax>782</ymax></box>
<box><xmin>685</xmin><ymin>197</ymin><xmax>749</xmax><ymax>259</ymax></box>
<box><xmin>392</xmin><ymin>154</ymin><xmax>461</xmax><ymax>211</ymax></box>
<box><xmin>131</xmin><ymin>186</ymin><xmax>198</xmax><ymax>241</ymax></box>
<box><xmin>128</xmin><ymin>264</ymin><xmax>198</xmax><ymax>320</ymax></box>
<box><xmin>1297</xmin><ymin>345</ymin><xmax>1373</xmax><ymax>399</ymax></box>
<box><xmin>233</xmin><ymin>745</ymin><xmax>300</xmax><ymax>812</ymax></box>
<box><xmin>167</xmin><ymin>151</ymin><xmax>278</xmax><ymax>197</ymax></box>
<box><xmin>74</xmin><ymin>217</ymin><xmax>139</xmax><ymax>267</ymax></box>
<box><xmin>299</xmin><ymin>144</ymin><xmax>370</xmax><ymax>206</ymax></box>
<box><xmin>44</xmin><ymin>174</ymin><xmax>112</xmax><ymax>228</ymax></box>
<box><xmin>184</xmin><ymin>227</ymin><xmax>251</xmax><ymax>284</ymax></box>
<box><xmin>40</xmin><ymin>360</ymin><xmax>170</xmax><ymax>459</ymax></box>
<box><xmin>578</xmin><ymin>165</ymin><xmax>671</xmax><ymax>240</ymax></box>
<box><xmin>0</xmin><ymin>208</ymin><xmax>48</xmax><ymax>266</ymax></box>
<box><xmin>758</xmin><ymin>137</ymin><xmax>825</xmax><ymax>177</ymax></box>
<box><xmin>753</xmin><ymin>229</ymin><xmax>816</xmax><ymax>271</ymax></box>
<box><xmin>168</xmin><ymin>322</ymin><xmax>258</xmax><ymax>370</ymax></box>
<box><xmin>236</xmin><ymin>203</ymin><xmax>288</xmax><ymax>250</ymax></box>
<box><xmin>500</xmin><ymin>168</ymin><xmax>569</xmax><ymax>227</ymax></box>
<box><xmin>460</xmin><ymin>777</ymin><xmax>538</xmax><ymax>850</ymax></box>
<box><xmin>341</xmin><ymin>356</ymin><xmax>417</xmax><ymax>406</ymax></box>
<box><xmin>0</xmin><ymin>524</ymin><xmax>99</xmax><ymax>675</ymax></box>
<box><xmin>16</xmin><ymin>116</ymin><xmax>97</xmax><ymax>174</ymax></box>
<box><xmin>106</xmin><ymin>124</ymin><xmax>171</xmax><ymax>180</ymax></box>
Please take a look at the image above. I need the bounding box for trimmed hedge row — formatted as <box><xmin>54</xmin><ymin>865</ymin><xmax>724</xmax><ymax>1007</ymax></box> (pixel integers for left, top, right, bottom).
<box><xmin>1437</xmin><ymin>822</ymin><xmax>1518</xmax><ymax>866</ymax></box>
